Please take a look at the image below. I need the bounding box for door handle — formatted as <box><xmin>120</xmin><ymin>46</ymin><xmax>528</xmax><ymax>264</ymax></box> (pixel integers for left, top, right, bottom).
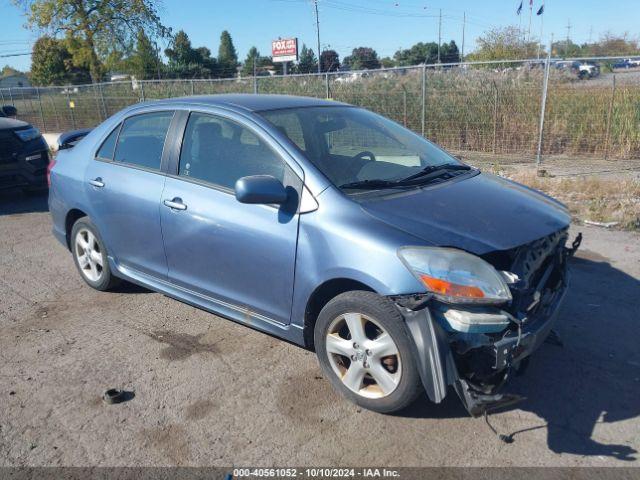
<box><xmin>89</xmin><ymin>177</ymin><xmax>105</xmax><ymax>188</ymax></box>
<box><xmin>163</xmin><ymin>198</ymin><xmax>187</xmax><ymax>211</ymax></box>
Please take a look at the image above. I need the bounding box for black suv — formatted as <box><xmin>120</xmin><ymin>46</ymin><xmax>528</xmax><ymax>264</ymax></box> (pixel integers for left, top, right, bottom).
<box><xmin>0</xmin><ymin>106</ymin><xmax>50</xmax><ymax>192</ymax></box>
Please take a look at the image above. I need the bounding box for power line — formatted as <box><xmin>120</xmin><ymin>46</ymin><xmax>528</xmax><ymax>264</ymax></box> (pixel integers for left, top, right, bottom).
<box><xmin>0</xmin><ymin>52</ymin><xmax>31</xmax><ymax>58</ymax></box>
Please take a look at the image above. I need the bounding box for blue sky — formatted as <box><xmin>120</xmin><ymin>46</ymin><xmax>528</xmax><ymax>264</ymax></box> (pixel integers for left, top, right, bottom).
<box><xmin>2</xmin><ymin>0</ymin><xmax>639</xmax><ymax>72</ymax></box>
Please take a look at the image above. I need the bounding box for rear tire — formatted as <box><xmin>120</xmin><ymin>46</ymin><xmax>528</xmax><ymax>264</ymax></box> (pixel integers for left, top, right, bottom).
<box><xmin>70</xmin><ymin>217</ymin><xmax>119</xmax><ymax>291</ymax></box>
<box><xmin>314</xmin><ymin>291</ymin><xmax>423</xmax><ymax>413</ymax></box>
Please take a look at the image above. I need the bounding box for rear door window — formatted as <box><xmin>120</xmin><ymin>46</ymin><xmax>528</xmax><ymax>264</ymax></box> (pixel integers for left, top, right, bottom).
<box><xmin>113</xmin><ymin>111</ymin><xmax>174</xmax><ymax>170</ymax></box>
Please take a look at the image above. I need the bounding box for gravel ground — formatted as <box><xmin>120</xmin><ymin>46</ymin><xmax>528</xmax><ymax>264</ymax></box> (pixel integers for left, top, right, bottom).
<box><xmin>1</xmin><ymin>191</ymin><xmax>639</xmax><ymax>467</ymax></box>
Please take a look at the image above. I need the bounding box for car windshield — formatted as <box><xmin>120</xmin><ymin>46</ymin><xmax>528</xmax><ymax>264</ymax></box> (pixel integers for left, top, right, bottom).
<box><xmin>260</xmin><ymin>106</ymin><xmax>465</xmax><ymax>192</ymax></box>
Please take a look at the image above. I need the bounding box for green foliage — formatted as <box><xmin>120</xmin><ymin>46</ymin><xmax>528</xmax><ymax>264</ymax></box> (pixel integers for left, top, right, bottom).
<box><xmin>217</xmin><ymin>30</ymin><xmax>238</xmax><ymax>78</ymax></box>
<box><xmin>14</xmin><ymin>0</ymin><xmax>170</xmax><ymax>82</ymax></box>
<box><xmin>1</xmin><ymin>65</ymin><xmax>23</xmax><ymax>77</ymax></box>
<box><xmin>130</xmin><ymin>30</ymin><xmax>162</xmax><ymax>80</ymax></box>
<box><xmin>240</xmin><ymin>46</ymin><xmax>275</xmax><ymax>77</ymax></box>
<box><xmin>30</xmin><ymin>36</ymin><xmax>90</xmax><ymax>85</ymax></box>
<box><xmin>467</xmin><ymin>26</ymin><xmax>541</xmax><ymax>63</ymax></box>
<box><xmin>165</xmin><ymin>30</ymin><xmax>217</xmax><ymax>78</ymax></box>
<box><xmin>320</xmin><ymin>49</ymin><xmax>340</xmax><ymax>72</ymax></box>
<box><xmin>393</xmin><ymin>41</ymin><xmax>459</xmax><ymax>65</ymax></box>
<box><xmin>553</xmin><ymin>33</ymin><xmax>640</xmax><ymax>58</ymax></box>
<box><xmin>343</xmin><ymin>47</ymin><xmax>381</xmax><ymax>70</ymax></box>
<box><xmin>297</xmin><ymin>44</ymin><xmax>318</xmax><ymax>74</ymax></box>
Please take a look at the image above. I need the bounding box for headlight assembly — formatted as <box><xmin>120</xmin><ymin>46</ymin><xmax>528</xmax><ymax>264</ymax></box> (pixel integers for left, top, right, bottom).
<box><xmin>398</xmin><ymin>246</ymin><xmax>512</xmax><ymax>305</ymax></box>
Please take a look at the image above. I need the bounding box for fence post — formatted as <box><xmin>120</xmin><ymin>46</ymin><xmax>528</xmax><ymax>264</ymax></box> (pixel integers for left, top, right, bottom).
<box><xmin>254</xmin><ymin>75</ymin><xmax>258</xmax><ymax>94</ymax></box>
<box><xmin>140</xmin><ymin>81</ymin><xmax>145</xmax><ymax>102</ymax></box>
<box><xmin>536</xmin><ymin>49</ymin><xmax>551</xmax><ymax>171</ymax></box>
<box><xmin>325</xmin><ymin>73</ymin><xmax>330</xmax><ymax>99</ymax></box>
<box><xmin>36</xmin><ymin>87</ymin><xmax>46</xmax><ymax>132</ymax></box>
<box><xmin>66</xmin><ymin>90</ymin><xmax>76</xmax><ymax>129</ymax></box>
<box><xmin>421</xmin><ymin>65</ymin><xmax>426</xmax><ymax>137</ymax></box>
<box><xmin>8</xmin><ymin>88</ymin><xmax>15</xmax><ymax>105</ymax></box>
<box><xmin>0</xmin><ymin>88</ymin><xmax>5</xmax><ymax>103</ymax></box>
<box><xmin>604</xmin><ymin>74</ymin><xmax>616</xmax><ymax>161</ymax></box>
<box><xmin>50</xmin><ymin>94</ymin><xmax>61</xmax><ymax>131</ymax></box>
<box><xmin>99</xmin><ymin>83</ymin><xmax>107</xmax><ymax>119</ymax></box>
<box><xmin>492</xmin><ymin>81</ymin><xmax>499</xmax><ymax>154</ymax></box>
<box><xmin>402</xmin><ymin>85</ymin><xmax>408</xmax><ymax>127</ymax></box>
<box><xmin>190</xmin><ymin>79</ymin><xmax>195</xmax><ymax>96</ymax></box>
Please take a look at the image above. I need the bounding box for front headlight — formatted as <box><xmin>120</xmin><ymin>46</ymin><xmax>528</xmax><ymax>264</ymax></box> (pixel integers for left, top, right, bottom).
<box><xmin>398</xmin><ymin>247</ymin><xmax>512</xmax><ymax>304</ymax></box>
<box><xmin>15</xmin><ymin>127</ymin><xmax>41</xmax><ymax>142</ymax></box>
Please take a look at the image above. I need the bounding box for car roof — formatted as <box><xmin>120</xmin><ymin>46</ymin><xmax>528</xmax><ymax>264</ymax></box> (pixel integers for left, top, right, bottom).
<box><xmin>0</xmin><ymin>117</ymin><xmax>30</xmax><ymax>131</ymax></box>
<box><xmin>144</xmin><ymin>94</ymin><xmax>350</xmax><ymax>113</ymax></box>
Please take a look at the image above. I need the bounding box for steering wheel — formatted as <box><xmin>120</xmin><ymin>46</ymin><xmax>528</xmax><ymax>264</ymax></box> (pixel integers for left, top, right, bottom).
<box><xmin>353</xmin><ymin>150</ymin><xmax>377</xmax><ymax>162</ymax></box>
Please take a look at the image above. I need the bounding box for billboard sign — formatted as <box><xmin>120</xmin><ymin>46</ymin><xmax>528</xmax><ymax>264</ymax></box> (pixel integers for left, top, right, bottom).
<box><xmin>272</xmin><ymin>38</ymin><xmax>298</xmax><ymax>63</ymax></box>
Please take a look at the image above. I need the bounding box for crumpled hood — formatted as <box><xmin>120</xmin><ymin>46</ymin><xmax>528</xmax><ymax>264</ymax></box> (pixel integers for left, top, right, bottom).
<box><xmin>361</xmin><ymin>172</ymin><xmax>571</xmax><ymax>254</ymax></box>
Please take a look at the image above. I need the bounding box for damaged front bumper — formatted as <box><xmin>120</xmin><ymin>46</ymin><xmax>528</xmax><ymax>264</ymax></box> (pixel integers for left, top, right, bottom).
<box><xmin>394</xmin><ymin>231</ymin><xmax>580</xmax><ymax>417</ymax></box>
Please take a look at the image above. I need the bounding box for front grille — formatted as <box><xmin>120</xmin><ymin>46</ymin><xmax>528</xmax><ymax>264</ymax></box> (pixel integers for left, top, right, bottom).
<box><xmin>0</xmin><ymin>131</ymin><xmax>22</xmax><ymax>164</ymax></box>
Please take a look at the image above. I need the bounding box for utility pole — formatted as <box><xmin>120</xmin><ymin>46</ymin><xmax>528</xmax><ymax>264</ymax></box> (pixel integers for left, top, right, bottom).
<box><xmin>461</xmin><ymin>11</ymin><xmax>466</xmax><ymax>61</ymax></box>
<box><xmin>588</xmin><ymin>25</ymin><xmax>593</xmax><ymax>43</ymax></box>
<box><xmin>314</xmin><ymin>0</ymin><xmax>321</xmax><ymax>73</ymax></box>
<box><xmin>565</xmin><ymin>19</ymin><xmax>572</xmax><ymax>56</ymax></box>
<box><xmin>437</xmin><ymin>8</ymin><xmax>442</xmax><ymax>63</ymax></box>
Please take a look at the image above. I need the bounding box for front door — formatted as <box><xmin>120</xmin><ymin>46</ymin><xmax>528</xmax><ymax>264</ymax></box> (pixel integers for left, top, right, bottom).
<box><xmin>85</xmin><ymin>110</ymin><xmax>174</xmax><ymax>279</ymax></box>
<box><xmin>160</xmin><ymin>112</ymin><xmax>302</xmax><ymax>325</ymax></box>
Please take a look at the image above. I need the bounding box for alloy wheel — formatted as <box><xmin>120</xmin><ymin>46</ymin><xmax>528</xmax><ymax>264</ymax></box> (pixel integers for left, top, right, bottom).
<box><xmin>74</xmin><ymin>228</ymin><xmax>104</xmax><ymax>282</ymax></box>
<box><xmin>325</xmin><ymin>312</ymin><xmax>402</xmax><ymax>399</ymax></box>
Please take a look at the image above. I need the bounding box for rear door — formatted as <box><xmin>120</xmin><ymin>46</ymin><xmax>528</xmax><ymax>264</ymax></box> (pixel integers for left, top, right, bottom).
<box><xmin>160</xmin><ymin>111</ymin><xmax>303</xmax><ymax>325</ymax></box>
<box><xmin>85</xmin><ymin>110</ymin><xmax>175</xmax><ymax>279</ymax></box>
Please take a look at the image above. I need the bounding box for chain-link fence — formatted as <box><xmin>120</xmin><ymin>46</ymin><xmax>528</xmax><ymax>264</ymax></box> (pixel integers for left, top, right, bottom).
<box><xmin>2</xmin><ymin>57</ymin><xmax>640</xmax><ymax>169</ymax></box>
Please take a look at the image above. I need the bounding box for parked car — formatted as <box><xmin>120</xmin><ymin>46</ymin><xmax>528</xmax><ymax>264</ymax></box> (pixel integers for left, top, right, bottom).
<box><xmin>612</xmin><ymin>58</ymin><xmax>640</xmax><ymax>69</ymax></box>
<box><xmin>555</xmin><ymin>60</ymin><xmax>600</xmax><ymax>79</ymax></box>
<box><xmin>0</xmin><ymin>105</ymin><xmax>50</xmax><ymax>192</ymax></box>
<box><xmin>49</xmin><ymin>95</ymin><xmax>579</xmax><ymax>415</ymax></box>
<box><xmin>571</xmin><ymin>61</ymin><xmax>600</xmax><ymax>79</ymax></box>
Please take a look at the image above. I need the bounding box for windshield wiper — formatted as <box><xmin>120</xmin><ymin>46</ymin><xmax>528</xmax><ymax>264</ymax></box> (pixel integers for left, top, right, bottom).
<box><xmin>339</xmin><ymin>163</ymin><xmax>472</xmax><ymax>191</ymax></box>
<box><xmin>397</xmin><ymin>163</ymin><xmax>471</xmax><ymax>183</ymax></box>
<box><xmin>339</xmin><ymin>178</ymin><xmax>406</xmax><ymax>190</ymax></box>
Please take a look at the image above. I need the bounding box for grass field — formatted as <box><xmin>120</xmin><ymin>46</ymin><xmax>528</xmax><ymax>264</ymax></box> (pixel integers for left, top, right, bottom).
<box><xmin>3</xmin><ymin>64</ymin><xmax>640</xmax><ymax>164</ymax></box>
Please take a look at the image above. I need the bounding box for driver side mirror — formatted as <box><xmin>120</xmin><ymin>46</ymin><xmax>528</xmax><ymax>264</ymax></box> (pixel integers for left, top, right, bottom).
<box><xmin>235</xmin><ymin>175</ymin><xmax>288</xmax><ymax>205</ymax></box>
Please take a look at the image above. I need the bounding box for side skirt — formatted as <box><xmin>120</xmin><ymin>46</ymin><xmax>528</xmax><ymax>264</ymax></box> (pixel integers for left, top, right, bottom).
<box><xmin>110</xmin><ymin>258</ymin><xmax>306</xmax><ymax>346</ymax></box>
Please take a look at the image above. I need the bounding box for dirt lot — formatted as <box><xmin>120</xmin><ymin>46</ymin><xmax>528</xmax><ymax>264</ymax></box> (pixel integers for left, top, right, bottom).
<box><xmin>1</xmin><ymin>191</ymin><xmax>639</xmax><ymax>467</ymax></box>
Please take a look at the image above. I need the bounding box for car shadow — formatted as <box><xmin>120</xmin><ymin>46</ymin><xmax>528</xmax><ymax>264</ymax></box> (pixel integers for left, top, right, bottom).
<box><xmin>399</xmin><ymin>253</ymin><xmax>640</xmax><ymax>461</ymax></box>
<box><xmin>0</xmin><ymin>188</ymin><xmax>49</xmax><ymax>216</ymax></box>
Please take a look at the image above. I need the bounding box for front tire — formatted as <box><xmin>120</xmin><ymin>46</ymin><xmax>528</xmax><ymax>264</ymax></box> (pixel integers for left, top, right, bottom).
<box><xmin>71</xmin><ymin>217</ymin><xmax>119</xmax><ymax>291</ymax></box>
<box><xmin>314</xmin><ymin>291</ymin><xmax>423</xmax><ymax>413</ymax></box>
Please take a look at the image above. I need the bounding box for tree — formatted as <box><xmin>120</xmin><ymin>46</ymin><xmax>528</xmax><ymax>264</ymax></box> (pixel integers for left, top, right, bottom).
<box><xmin>467</xmin><ymin>26</ymin><xmax>540</xmax><ymax>62</ymax></box>
<box><xmin>297</xmin><ymin>44</ymin><xmax>318</xmax><ymax>74</ymax></box>
<box><xmin>320</xmin><ymin>49</ymin><xmax>340</xmax><ymax>72</ymax></box>
<box><xmin>1</xmin><ymin>66</ymin><xmax>23</xmax><ymax>77</ymax></box>
<box><xmin>440</xmin><ymin>40</ymin><xmax>461</xmax><ymax>63</ymax></box>
<box><xmin>393</xmin><ymin>42</ymin><xmax>439</xmax><ymax>65</ymax></box>
<box><xmin>130</xmin><ymin>29</ymin><xmax>162</xmax><ymax>80</ymax></box>
<box><xmin>343</xmin><ymin>47</ymin><xmax>381</xmax><ymax>70</ymax></box>
<box><xmin>165</xmin><ymin>30</ymin><xmax>216</xmax><ymax>78</ymax></box>
<box><xmin>30</xmin><ymin>36</ymin><xmax>90</xmax><ymax>85</ymax></box>
<box><xmin>240</xmin><ymin>46</ymin><xmax>273</xmax><ymax>77</ymax></box>
<box><xmin>217</xmin><ymin>30</ymin><xmax>238</xmax><ymax>78</ymax></box>
<box><xmin>380</xmin><ymin>57</ymin><xmax>395</xmax><ymax>68</ymax></box>
<box><xmin>13</xmin><ymin>0</ymin><xmax>170</xmax><ymax>82</ymax></box>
